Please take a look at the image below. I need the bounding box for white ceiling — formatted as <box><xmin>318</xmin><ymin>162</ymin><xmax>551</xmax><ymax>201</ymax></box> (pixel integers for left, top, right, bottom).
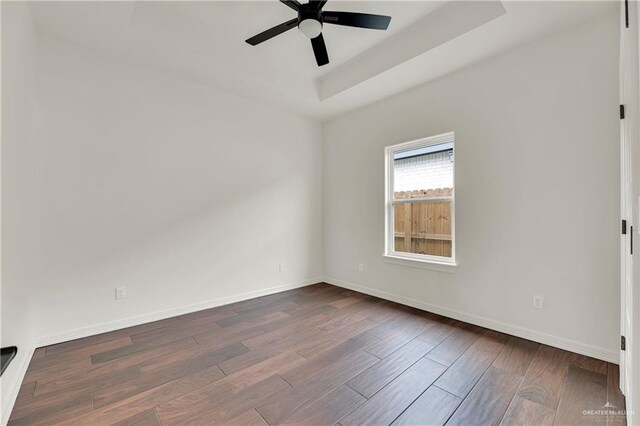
<box><xmin>29</xmin><ymin>1</ymin><xmax>616</xmax><ymax>122</ymax></box>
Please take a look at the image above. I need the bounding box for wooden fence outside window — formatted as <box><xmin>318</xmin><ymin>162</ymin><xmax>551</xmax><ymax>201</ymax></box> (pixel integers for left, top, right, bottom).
<box><xmin>393</xmin><ymin>187</ymin><xmax>453</xmax><ymax>258</ymax></box>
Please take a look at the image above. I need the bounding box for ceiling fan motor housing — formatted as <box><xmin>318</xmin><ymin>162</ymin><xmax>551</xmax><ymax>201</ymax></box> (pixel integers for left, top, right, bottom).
<box><xmin>298</xmin><ymin>6</ymin><xmax>323</xmax><ymax>39</ymax></box>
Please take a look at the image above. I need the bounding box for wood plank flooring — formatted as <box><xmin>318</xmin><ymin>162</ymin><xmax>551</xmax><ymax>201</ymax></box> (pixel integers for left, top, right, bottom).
<box><xmin>9</xmin><ymin>283</ymin><xmax>627</xmax><ymax>425</ymax></box>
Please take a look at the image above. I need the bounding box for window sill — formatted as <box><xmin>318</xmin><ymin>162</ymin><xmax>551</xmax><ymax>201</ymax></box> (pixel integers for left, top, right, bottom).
<box><xmin>383</xmin><ymin>254</ymin><xmax>457</xmax><ymax>273</ymax></box>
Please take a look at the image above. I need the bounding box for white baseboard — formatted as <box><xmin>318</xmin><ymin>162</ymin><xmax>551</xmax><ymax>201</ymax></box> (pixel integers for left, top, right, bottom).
<box><xmin>324</xmin><ymin>277</ymin><xmax>619</xmax><ymax>364</ymax></box>
<box><xmin>1</xmin><ymin>346</ymin><xmax>35</xmax><ymax>426</ymax></box>
<box><xmin>36</xmin><ymin>277</ymin><xmax>322</xmax><ymax>347</ymax></box>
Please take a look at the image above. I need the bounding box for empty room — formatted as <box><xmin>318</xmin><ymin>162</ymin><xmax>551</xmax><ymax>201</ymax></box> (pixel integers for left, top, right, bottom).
<box><xmin>2</xmin><ymin>0</ymin><xmax>639</xmax><ymax>425</ymax></box>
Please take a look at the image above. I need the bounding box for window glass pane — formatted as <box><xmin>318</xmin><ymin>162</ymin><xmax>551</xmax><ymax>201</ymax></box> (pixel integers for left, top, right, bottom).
<box><xmin>393</xmin><ymin>142</ymin><xmax>453</xmax><ymax>196</ymax></box>
<box><xmin>392</xmin><ymin>141</ymin><xmax>453</xmax><ymax>259</ymax></box>
<box><xmin>393</xmin><ymin>198</ymin><xmax>452</xmax><ymax>258</ymax></box>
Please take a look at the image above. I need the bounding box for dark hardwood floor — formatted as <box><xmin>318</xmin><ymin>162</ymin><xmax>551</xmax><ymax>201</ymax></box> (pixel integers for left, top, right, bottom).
<box><xmin>9</xmin><ymin>283</ymin><xmax>626</xmax><ymax>425</ymax></box>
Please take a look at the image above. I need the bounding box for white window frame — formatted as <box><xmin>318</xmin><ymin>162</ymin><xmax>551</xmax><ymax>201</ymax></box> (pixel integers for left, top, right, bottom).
<box><xmin>384</xmin><ymin>132</ymin><xmax>456</xmax><ymax>269</ymax></box>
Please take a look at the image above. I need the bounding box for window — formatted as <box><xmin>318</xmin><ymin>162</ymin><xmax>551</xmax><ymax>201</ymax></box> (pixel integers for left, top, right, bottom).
<box><xmin>385</xmin><ymin>133</ymin><xmax>455</xmax><ymax>266</ymax></box>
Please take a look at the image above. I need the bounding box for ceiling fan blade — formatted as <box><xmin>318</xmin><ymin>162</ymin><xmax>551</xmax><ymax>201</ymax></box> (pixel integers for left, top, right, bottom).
<box><xmin>322</xmin><ymin>11</ymin><xmax>391</xmax><ymax>30</ymax></box>
<box><xmin>309</xmin><ymin>0</ymin><xmax>328</xmax><ymax>10</ymax></box>
<box><xmin>280</xmin><ymin>0</ymin><xmax>301</xmax><ymax>11</ymax></box>
<box><xmin>311</xmin><ymin>34</ymin><xmax>329</xmax><ymax>66</ymax></box>
<box><xmin>246</xmin><ymin>18</ymin><xmax>298</xmax><ymax>46</ymax></box>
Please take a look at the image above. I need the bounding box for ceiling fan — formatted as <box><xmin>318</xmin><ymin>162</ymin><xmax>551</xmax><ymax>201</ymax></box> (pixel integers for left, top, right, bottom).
<box><xmin>245</xmin><ymin>0</ymin><xmax>391</xmax><ymax>67</ymax></box>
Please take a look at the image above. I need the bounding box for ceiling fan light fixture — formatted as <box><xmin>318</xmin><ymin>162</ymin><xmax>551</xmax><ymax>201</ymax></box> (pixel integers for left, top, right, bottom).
<box><xmin>298</xmin><ymin>18</ymin><xmax>322</xmax><ymax>38</ymax></box>
<box><xmin>245</xmin><ymin>0</ymin><xmax>392</xmax><ymax>67</ymax></box>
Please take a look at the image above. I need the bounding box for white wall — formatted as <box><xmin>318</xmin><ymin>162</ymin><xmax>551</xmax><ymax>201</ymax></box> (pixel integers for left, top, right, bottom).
<box><xmin>1</xmin><ymin>2</ymin><xmax>38</xmax><ymax>422</ymax></box>
<box><xmin>24</xmin><ymin>38</ymin><xmax>323</xmax><ymax>340</ymax></box>
<box><xmin>323</xmin><ymin>12</ymin><xmax>620</xmax><ymax>360</ymax></box>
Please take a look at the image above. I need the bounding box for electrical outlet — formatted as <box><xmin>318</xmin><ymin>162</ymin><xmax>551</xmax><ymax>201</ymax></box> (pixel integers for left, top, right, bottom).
<box><xmin>279</xmin><ymin>263</ymin><xmax>284</xmax><ymax>273</ymax></box>
<box><xmin>358</xmin><ymin>264</ymin><xmax>364</xmax><ymax>273</ymax></box>
<box><xmin>115</xmin><ymin>286</ymin><xmax>126</xmax><ymax>300</ymax></box>
<box><xmin>533</xmin><ymin>295</ymin><xmax>543</xmax><ymax>309</ymax></box>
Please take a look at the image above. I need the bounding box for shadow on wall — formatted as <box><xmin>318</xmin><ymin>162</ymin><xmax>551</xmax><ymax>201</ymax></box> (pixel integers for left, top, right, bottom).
<box><xmin>23</xmin><ymin>37</ymin><xmax>323</xmax><ymax>340</ymax></box>
<box><xmin>34</xmin><ymin>174</ymin><xmax>319</xmax><ymax>339</ymax></box>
